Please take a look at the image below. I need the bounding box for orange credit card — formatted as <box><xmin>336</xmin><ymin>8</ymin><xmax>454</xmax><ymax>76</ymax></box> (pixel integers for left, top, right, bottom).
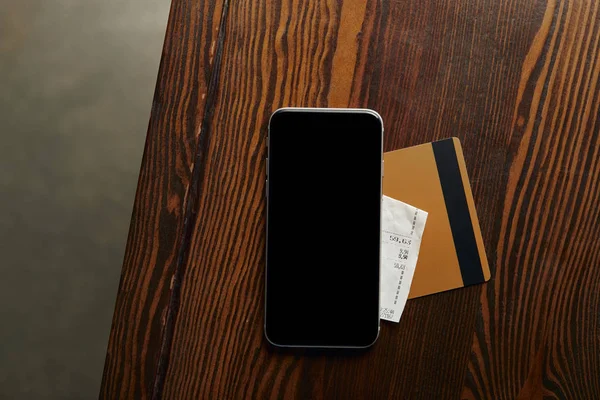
<box><xmin>383</xmin><ymin>138</ymin><xmax>491</xmax><ymax>298</ymax></box>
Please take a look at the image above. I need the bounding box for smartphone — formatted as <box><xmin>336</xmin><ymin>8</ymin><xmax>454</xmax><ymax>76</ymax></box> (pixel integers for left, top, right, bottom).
<box><xmin>265</xmin><ymin>108</ymin><xmax>383</xmax><ymax>348</ymax></box>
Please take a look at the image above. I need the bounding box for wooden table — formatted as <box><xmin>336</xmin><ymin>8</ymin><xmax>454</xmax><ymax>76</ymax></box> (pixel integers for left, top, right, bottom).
<box><xmin>101</xmin><ymin>0</ymin><xmax>600</xmax><ymax>398</ymax></box>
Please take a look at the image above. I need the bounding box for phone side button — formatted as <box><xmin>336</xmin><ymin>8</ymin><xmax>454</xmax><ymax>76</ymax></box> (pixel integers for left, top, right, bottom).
<box><xmin>265</xmin><ymin>179</ymin><xmax>268</xmax><ymax>198</ymax></box>
<box><xmin>266</xmin><ymin>157</ymin><xmax>269</xmax><ymax>177</ymax></box>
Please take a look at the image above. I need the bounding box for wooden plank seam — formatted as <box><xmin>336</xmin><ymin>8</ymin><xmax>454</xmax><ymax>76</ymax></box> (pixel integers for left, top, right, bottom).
<box><xmin>150</xmin><ymin>1</ymin><xmax>231</xmax><ymax>398</ymax></box>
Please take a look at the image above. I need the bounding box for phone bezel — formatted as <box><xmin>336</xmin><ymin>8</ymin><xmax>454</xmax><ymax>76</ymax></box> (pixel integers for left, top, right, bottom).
<box><xmin>264</xmin><ymin>107</ymin><xmax>384</xmax><ymax>349</ymax></box>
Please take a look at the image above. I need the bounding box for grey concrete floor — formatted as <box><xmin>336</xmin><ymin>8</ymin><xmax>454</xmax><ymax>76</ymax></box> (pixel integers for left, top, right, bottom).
<box><xmin>0</xmin><ymin>1</ymin><xmax>170</xmax><ymax>398</ymax></box>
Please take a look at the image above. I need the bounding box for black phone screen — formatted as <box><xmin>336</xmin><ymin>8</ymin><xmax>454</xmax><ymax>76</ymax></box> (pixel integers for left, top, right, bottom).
<box><xmin>265</xmin><ymin>109</ymin><xmax>383</xmax><ymax>348</ymax></box>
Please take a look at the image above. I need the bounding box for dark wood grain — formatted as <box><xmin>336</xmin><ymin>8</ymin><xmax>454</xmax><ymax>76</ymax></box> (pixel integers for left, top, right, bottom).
<box><xmin>462</xmin><ymin>0</ymin><xmax>600</xmax><ymax>398</ymax></box>
<box><xmin>102</xmin><ymin>0</ymin><xmax>600</xmax><ymax>398</ymax></box>
<box><xmin>100</xmin><ymin>0</ymin><xmax>226</xmax><ymax>398</ymax></box>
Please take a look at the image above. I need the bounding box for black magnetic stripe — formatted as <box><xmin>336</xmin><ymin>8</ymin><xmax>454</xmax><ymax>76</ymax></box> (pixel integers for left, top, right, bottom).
<box><xmin>431</xmin><ymin>139</ymin><xmax>484</xmax><ymax>286</ymax></box>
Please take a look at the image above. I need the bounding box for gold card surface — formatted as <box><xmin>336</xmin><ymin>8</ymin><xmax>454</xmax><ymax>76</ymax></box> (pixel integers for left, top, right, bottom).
<box><xmin>383</xmin><ymin>138</ymin><xmax>490</xmax><ymax>298</ymax></box>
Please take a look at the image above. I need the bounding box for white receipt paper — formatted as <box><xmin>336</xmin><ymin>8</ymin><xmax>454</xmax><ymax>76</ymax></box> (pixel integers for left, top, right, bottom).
<box><xmin>380</xmin><ymin>195</ymin><xmax>428</xmax><ymax>322</ymax></box>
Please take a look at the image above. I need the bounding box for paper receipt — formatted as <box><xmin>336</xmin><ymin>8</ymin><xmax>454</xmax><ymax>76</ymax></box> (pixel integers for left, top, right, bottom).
<box><xmin>380</xmin><ymin>195</ymin><xmax>428</xmax><ymax>322</ymax></box>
